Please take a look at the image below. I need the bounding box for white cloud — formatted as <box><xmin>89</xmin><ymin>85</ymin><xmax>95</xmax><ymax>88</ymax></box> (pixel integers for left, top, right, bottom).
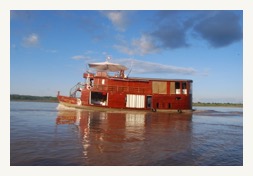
<box><xmin>116</xmin><ymin>58</ymin><xmax>197</xmax><ymax>75</ymax></box>
<box><xmin>102</xmin><ymin>11</ymin><xmax>128</xmax><ymax>32</ymax></box>
<box><xmin>132</xmin><ymin>35</ymin><xmax>159</xmax><ymax>55</ymax></box>
<box><xmin>71</xmin><ymin>55</ymin><xmax>90</xmax><ymax>60</ymax></box>
<box><xmin>22</xmin><ymin>33</ymin><xmax>39</xmax><ymax>47</ymax></box>
<box><xmin>114</xmin><ymin>34</ymin><xmax>159</xmax><ymax>56</ymax></box>
<box><xmin>114</xmin><ymin>45</ymin><xmax>136</xmax><ymax>55</ymax></box>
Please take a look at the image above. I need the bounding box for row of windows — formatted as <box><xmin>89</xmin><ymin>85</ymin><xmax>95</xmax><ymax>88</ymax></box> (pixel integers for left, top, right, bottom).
<box><xmin>87</xmin><ymin>78</ymin><xmax>192</xmax><ymax>95</ymax></box>
<box><xmin>174</xmin><ymin>82</ymin><xmax>190</xmax><ymax>94</ymax></box>
<box><xmin>153</xmin><ymin>81</ymin><xmax>192</xmax><ymax>95</ymax></box>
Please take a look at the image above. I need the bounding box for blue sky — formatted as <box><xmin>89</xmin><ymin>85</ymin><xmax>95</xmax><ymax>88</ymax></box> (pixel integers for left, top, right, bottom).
<box><xmin>10</xmin><ymin>10</ymin><xmax>243</xmax><ymax>103</ymax></box>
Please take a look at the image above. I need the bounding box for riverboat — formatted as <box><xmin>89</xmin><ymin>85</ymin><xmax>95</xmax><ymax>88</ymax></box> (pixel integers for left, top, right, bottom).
<box><xmin>57</xmin><ymin>59</ymin><xmax>193</xmax><ymax>112</ymax></box>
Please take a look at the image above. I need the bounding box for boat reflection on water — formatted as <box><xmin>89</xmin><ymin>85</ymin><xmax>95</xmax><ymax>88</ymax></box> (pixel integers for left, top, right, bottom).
<box><xmin>56</xmin><ymin>110</ymin><xmax>193</xmax><ymax>165</ymax></box>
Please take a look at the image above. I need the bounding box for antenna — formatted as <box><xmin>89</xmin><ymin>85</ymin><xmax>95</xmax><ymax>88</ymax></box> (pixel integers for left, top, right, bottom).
<box><xmin>127</xmin><ymin>60</ymin><xmax>133</xmax><ymax>77</ymax></box>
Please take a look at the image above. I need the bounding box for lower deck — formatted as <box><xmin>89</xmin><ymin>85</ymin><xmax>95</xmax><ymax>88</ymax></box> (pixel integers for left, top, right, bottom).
<box><xmin>58</xmin><ymin>96</ymin><xmax>193</xmax><ymax>113</ymax></box>
<box><xmin>86</xmin><ymin>91</ymin><xmax>192</xmax><ymax>110</ymax></box>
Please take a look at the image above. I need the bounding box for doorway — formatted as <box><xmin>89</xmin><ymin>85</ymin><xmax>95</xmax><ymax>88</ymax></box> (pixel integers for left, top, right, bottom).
<box><xmin>146</xmin><ymin>96</ymin><xmax>152</xmax><ymax>108</ymax></box>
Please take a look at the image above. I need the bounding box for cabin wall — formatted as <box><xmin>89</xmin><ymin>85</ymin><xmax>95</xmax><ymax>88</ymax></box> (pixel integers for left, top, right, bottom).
<box><xmin>109</xmin><ymin>79</ymin><xmax>152</xmax><ymax>93</ymax></box>
<box><xmin>151</xmin><ymin>80</ymin><xmax>192</xmax><ymax>110</ymax></box>
<box><xmin>107</xmin><ymin>92</ymin><xmax>126</xmax><ymax>108</ymax></box>
<box><xmin>94</xmin><ymin>77</ymin><xmax>107</xmax><ymax>86</ymax></box>
<box><xmin>81</xmin><ymin>89</ymin><xmax>90</xmax><ymax>105</ymax></box>
<box><xmin>152</xmin><ymin>95</ymin><xmax>191</xmax><ymax>110</ymax></box>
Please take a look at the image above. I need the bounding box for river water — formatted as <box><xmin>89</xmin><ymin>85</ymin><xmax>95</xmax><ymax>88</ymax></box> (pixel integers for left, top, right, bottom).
<box><xmin>10</xmin><ymin>101</ymin><xmax>243</xmax><ymax>166</ymax></box>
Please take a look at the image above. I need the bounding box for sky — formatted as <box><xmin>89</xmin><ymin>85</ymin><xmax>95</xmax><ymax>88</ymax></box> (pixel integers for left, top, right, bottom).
<box><xmin>10</xmin><ymin>10</ymin><xmax>243</xmax><ymax>103</ymax></box>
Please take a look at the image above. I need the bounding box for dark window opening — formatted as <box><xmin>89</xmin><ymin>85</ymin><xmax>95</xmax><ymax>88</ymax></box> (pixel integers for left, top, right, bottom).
<box><xmin>168</xmin><ymin>103</ymin><xmax>171</xmax><ymax>109</ymax></box>
<box><xmin>175</xmin><ymin>82</ymin><xmax>180</xmax><ymax>89</ymax></box>
<box><xmin>147</xmin><ymin>96</ymin><xmax>152</xmax><ymax>108</ymax></box>
<box><xmin>156</xmin><ymin>103</ymin><xmax>159</xmax><ymax>108</ymax></box>
<box><xmin>175</xmin><ymin>82</ymin><xmax>180</xmax><ymax>94</ymax></box>
<box><xmin>176</xmin><ymin>97</ymin><xmax>181</xmax><ymax>100</ymax></box>
<box><xmin>90</xmin><ymin>92</ymin><xmax>107</xmax><ymax>106</ymax></box>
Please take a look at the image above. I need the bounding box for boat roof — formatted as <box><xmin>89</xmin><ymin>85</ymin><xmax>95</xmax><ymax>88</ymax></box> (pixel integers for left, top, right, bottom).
<box><xmin>111</xmin><ymin>77</ymin><xmax>193</xmax><ymax>82</ymax></box>
<box><xmin>89</xmin><ymin>61</ymin><xmax>128</xmax><ymax>72</ymax></box>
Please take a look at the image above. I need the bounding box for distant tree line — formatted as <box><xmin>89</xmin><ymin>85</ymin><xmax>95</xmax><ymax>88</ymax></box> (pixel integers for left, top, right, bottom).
<box><xmin>193</xmin><ymin>102</ymin><xmax>243</xmax><ymax>107</ymax></box>
<box><xmin>10</xmin><ymin>94</ymin><xmax>58</xmax><ymax>102</ymax></box>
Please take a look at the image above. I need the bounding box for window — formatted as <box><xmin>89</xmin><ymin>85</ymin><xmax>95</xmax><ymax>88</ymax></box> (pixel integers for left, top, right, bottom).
<box><xmin>170</xmin><ymin>82</ymin><xmax>175</xmax><ymax>94</ymax></box>
<box><xmin>152</xmin><ymin>81</ymin><xmax>167</xmax><ymax>94</ymax></box>
<box><xmin>182</xmin><ymin>82</ymin><xmax>187</xmax><ymax>94</ymax></box>
<box><xmin>175</xmin><ymin>82</ymin><xmax>180</xmax><ymax>94</ymax></box>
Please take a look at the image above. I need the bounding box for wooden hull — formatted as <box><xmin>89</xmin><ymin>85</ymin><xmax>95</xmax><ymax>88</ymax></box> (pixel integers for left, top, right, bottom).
<box><xmin>57</xmin><ymin>95</ymin><xmax>193</xmax><ymax>113</ymax></box>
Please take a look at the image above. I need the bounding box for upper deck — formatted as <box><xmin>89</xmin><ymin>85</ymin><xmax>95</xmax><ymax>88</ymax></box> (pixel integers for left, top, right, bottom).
<box><xmin>83</xmin><ymin>71</ymin><xmax>192</xmax><ymax>95</ymax></box>
<box><xmin>83</xmin><ymin>61</ymin><xmax>192</xmax><ymax>96</ymax></box>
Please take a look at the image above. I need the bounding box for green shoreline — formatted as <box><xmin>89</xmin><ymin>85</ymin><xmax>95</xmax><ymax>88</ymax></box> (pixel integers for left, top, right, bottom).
<box><xmin>10</xmin><ymin>94</ymin><xmax>58</xmax><ymax>103</ymax></box>
<box><xmin>192</xmin><ymin>103</ymin><xmax>242</xmax><ymax>108</ymax></box>
<box><xmin>10</xmin><ymin>94</ymin><xmax>243</xmax><ymax>107</ymax></box>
